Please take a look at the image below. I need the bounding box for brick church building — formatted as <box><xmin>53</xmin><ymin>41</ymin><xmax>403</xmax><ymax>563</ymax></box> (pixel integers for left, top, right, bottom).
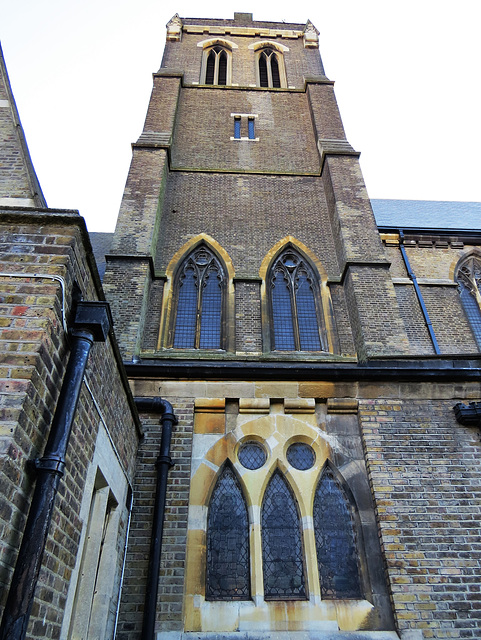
<box><xmin>1</xmin><ymin>12</ymin><xmax>481</xmax><ymax>640</ymax></box>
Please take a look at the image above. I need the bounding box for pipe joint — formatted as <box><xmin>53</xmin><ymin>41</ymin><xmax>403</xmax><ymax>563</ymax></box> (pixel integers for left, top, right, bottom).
<box><xmin>157</xmin><ymin>454</ymin><xmax>174</xmax><ymax>468</ymax></box>
<box><xmin>32</xmin><ymin>455</ymin><xmax>66</xmax><ymax>477</ymax></box>
<box><xmin>160</xmin><ymin>411</ymin><xmax>178</xmax><ymax>426</ymax></box>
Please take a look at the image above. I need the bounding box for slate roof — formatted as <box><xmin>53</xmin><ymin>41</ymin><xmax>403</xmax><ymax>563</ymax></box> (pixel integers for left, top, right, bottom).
<box><xmin>372</xmin><ymin>199</ymin><xmax>481</xmax><ymax>231</ymax></box>
<box><xmin>89</xmin><ymin>232</ymin><xmax>113</xmax><ymax>281</ymax></box>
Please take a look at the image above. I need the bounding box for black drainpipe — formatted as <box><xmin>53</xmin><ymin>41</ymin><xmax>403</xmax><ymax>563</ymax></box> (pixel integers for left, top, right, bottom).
<box><xmin>135</xmin><ymin>396</ymin><xmax>178</xmax><ymax>640</ymax></box>
<box><xmin>0</xmin><ymin>301</ymin><xmax>112</xmax><ymax>640</ymax></box>
<box><xmin>398</xmin><ymin>229</ymin><xmax>441</xmax><ymax>355</ymax></box>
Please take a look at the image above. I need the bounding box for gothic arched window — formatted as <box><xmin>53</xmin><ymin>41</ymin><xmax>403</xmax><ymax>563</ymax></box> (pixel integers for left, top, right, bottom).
<box><xmin>269</xmin><ymin>248</ymin><xmax>324</xmax><ymax>351</ymax></box>
<box><xmin>313</xmin><ymin>466</ymin><xmax>362</xmax><ymax>599</ymax></box>
<box><xmin>172</xmin><ymin>246</ymin><xmax>224</xmax><ymax>349</ymax></box>
<box><xmin>258</xmin><ymin>48</ymin><xmax>283</xmax><ymax>88</ymax></box>
<box><xmin>456</xmin><ymin>255</ymin><xmax>481</xmax><ymax>349</ymax></box>
<box><xmin>206</xmin><ymin>465</ymin><xmax>250</xmax><ymax>600</ymax></box>
<box><xmin>261</xmin><ymin>470</ymin><xmax>306</xmax><ymax>599</ymax></box>
<box><xmin>202</xmin><ymin>46</ymin><xmax>230</xmax><ymax>85</ymax></box>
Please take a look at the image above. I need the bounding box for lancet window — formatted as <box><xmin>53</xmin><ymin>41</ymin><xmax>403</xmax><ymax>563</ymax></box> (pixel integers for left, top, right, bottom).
<box><xmin>206</xmin><ymin>465</ymin><xmax>250</xmax><ymax>599</ymax></box>
<box><xmin>258</xmin><ymin>48</ymin><xmax>282</xmax><ymax>88</ymax></box>
<box><xmin>172</xmin><ymin>246</ymin><xmax>224</xmax><ymax>349</ymax></box>
<box><xmin>456</xmin><ymin>255</ymin><xmax>481</xmax><ymax>348</ymax></box>
<box><xmin>313</xmin><ymin>467</ymin><xmax>363</xmax><ymax>599</ymax></box>
<box><xmin>203</xmin><ymin>46</ymin><xmax>229</xmax><ymax>85</ymax></box>
<box><xmin>269</xmin><ymin>248</ymin><xmax>324</xmax><ymax>351</ymax></box>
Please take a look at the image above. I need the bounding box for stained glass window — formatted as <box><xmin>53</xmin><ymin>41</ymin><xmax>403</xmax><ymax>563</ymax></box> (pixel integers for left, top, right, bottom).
<box><xmin>173</xmin><ymin>246</ymin><xmax>224</xmax><ymax>349</ymax></box>
<box><xmin>238</xmin><ymin>442</ymin><xmax>267</xmax><ymax>469</ymax></box>
<box><xmin>270</xmin><ymin>248</ymin><xmax>323</xmax><ymax>351</ymax></box>
<box><xmin>262</xmin><ymin>471</ymin><xmax>306</xmax><ymax>599</ymax></box>
<box><xmin>313</xmin><ymin>467</ymin><xmax>362</xmax><ymax>599</ymax></box>
<box><xmin>206</xmin><ymin>466</ymin><xmax>250</xmax><ymax>600</ymax></box>
<box><xmin>456</xmin><ymin>256</ymin><xmax>481</xmax><ymax>349</ymax></box>
<box><xmin>286</xmin><ymin>443</ymin><xmax>315</xmax><ymax>470</ymax></box>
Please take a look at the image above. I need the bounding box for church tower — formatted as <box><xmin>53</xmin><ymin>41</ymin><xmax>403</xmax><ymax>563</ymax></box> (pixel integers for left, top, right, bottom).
<box><xmin>105</xmin><ymin>13</ymin><xmax>399</xmax><ymax>637</ymax></box>
<box><xmin>106</xmin><ymin>12</ymin><xmax>481</xmax><ymax>640</ymax></box>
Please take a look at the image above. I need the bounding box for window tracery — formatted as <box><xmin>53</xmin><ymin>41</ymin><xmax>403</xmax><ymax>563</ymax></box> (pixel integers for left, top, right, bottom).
<box><xmin>258</xmin><ymin>48</ymin><xmax>283</xmax><ymax>88</ymax></box>
<box><xmin>202</xmin><ymin>45</ymin><xmax>231</xmax><ymax>85</ymax></box>
<box><xmin>269</xmin><ymin>248</ymin><xmax>324</xmax><ymax>351</ymax></box>
<box><xmin>456</xmin><ymin>255</ymin><xmax>481</xmax><ymax>348</ymax></box>
<box><xmin>172</xmin><ymin>245</ymin><xmax>224</xmax><ymax>349</ymax></box>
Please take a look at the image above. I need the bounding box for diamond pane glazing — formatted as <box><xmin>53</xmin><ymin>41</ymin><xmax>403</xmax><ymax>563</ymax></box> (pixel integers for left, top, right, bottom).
<box><xmin>286</xmin><ymin>443</ymin><xmax>315</xmax><ymax>470</ymax></box>
<box><xmin>238</xmin><ymin>442</ymin><xmax>266</xmax><ymax>470</ymax></box>
<box><xmin>262</xmin><ymin>471</ymin><xmax>306</xmax><ymax>599</ymax></box>
<box><xmin>206</xmin><ymin>466</ymin><xmax>250</xmax><ymax>600</ymax></box>
<box><xmin>313</xmin><ymin>468</ymin><xmax>362</xmax><ymax>599</ymax></box>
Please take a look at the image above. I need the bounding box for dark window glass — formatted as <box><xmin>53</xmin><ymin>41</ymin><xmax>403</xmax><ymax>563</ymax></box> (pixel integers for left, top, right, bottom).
<box><xmin>296</xmin><ymin>273</ymin><xmax>322</xmax><ymax>350</ymax></box>
<box><xmin>234</xmin><ymin>117</ymin><xmax>241</xmax><ymax>139</ymax></box>
<box><xmin>238</xmin><ymin>442</ymin><xmax>266</xmax><ymax>469</ymax></box>
<box><xmin>259</xmin><ymin>53</ymin><xmax>268</xmax><ymax>87</ymax></box>
<box><xmin>248</xmin><ymin>118</ymin><xmax>255</xmax><ymax>140</ymax></box>
<box><xmin>262</xmin><ymin>471</ymin><xmax>306</xmax><ymax>599</ymax></box>
<box><xmin>459</xmin><ymin>283</ymin><xmax>481</xmax><ymax>348</ymax></box>
<box><xmin>173</xmin><ymin>265</ymin><xmax>197</xmax><ymax>348</ymax></box>
<box><xmin>286</xmin><ymin>443</ymin><xmax>315</xmax><ymax>470</ymax></box>
<box><xmin>271</xmin><ymin>54</ymin><xmax>281</xmax><ymax>87</ymax></box>
<box><xmin>270</xmin><ymin>248</ymin><xmax>323</xmax><ymax>351</ymax></box>
<box><xmin>206</xmin><ymin>466</ymin><xmax>250</xmax><ymax>600</ymax></box>
<box><xmin>173</xmin><ymin>246</ymin><xmax>224</xmax><ymax>349</ymax></box>
<box><xmin>313</xmin><ymin>467</ymin><xmax>362</xmax><ymax>599</ymax></box>
<box><xmin>457</xmin><ymin>257</ymin><xmax>481</xmax><ymax>349</ymax></box>
<box><xmin>271</xmin><ymin>271</ymin><xmax>296</xmax><ymax>350</ymax></box>
<box><xmin>205</xmin><ymin>50</ymin><xmax>215</xmax><ymax>84</ymax></box>
<box><xmin>218</xmin><ymin>50</ymin><xmax>227</xmax><ymax>85</ymax></box>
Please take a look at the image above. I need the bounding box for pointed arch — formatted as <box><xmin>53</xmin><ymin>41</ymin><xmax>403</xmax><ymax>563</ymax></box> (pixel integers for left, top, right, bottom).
<box><xmin>259</xmin><ymin>238</ymin><xmax>338</xmax><ymax>353</ymax></box>
<box><xmin>261</xmin><ymin>469</ymin><xmax>306</xmax><ymax>599</ymax></box>
<box><xmin>158</xmin><ymin>234</ymin><xmax>235</xmax><ymax>351</ymax></box>
<box><xmin>206</xmin><ymin>462</ymin><xmax>250</xmax><ymax>600</ymax></box>
<box><xmin>313</xmin><ymin>462</ymin><xmax>363</xmax><ymax>599</ymax></box>
<box><xmin>454</xmin><ymin>251</ymin><xmax>481</xmax><ymax>349</ymax></box>
<box><xmin>198</xmin><ymin>39</ymin><xmax>236</xmax><ymax>86</ymax></box>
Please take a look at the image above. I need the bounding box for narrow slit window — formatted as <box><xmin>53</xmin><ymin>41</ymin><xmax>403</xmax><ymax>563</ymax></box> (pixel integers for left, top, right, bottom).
<box><xmin>248</xmin><ymin>117</ymin><xmax>255</xmax><ymax>140</ymax></box>
<box><xmin>234</xmin><ymin>117</ymin><xmax>241</xmax><ymax>139</ymax></box>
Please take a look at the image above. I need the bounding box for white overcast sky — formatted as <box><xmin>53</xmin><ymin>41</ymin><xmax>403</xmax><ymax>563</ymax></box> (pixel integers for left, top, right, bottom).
<box><xmin>2</xmin><ymin>0</ymin><xmax>481</xmax><ymax>231</ymax></box>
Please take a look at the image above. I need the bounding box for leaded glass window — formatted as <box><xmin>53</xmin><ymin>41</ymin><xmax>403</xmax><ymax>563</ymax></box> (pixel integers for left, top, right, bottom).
<box><xmin>206</xmin><ymin>465</ymin><xmax>250</xmax><ymax>600</ymax></box>
<box><xmin>204</xmin><ymin>46</ymin><xmax>229</xmax><ymax>86</ymax></box>
<box><xmin>270</xmin><ymin>248</ymin><xmax>324</xmax><ymax>351</ymax></box>
<box><xmin>262</xmin><ymin>471</ymin><xmax>306</xmax><ymax>599</ymax></box>
<box><xmin>173</xmin><ymin>246</ymin><xmax>224</xmax><ymax>349</ymax></box>
<box><xmin>286</xmin><ymin>443</ymin><xmax>315</xmax><ymax>470</ymax></box>
<box><xmin>258</xmin><ymin>48</ymin><xmax>282</xmax><ymax>88</ymax></box>
<box><xmin>313</xmin><ymin>467</ymin><xmax>362</xmax><ymax>599</ymax></box>
<box><xmin>238</xmin><ymin>442</ymin><xmax>267</xmax><ymax>469</ymax></box>
<box><xmin>456</xmin><ymin>255</ymin><xmax>481</xmax><ymax>349</ymax></box>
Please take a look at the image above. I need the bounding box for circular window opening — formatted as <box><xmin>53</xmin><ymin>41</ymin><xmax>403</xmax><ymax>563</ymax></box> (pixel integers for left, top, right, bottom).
<box><xmin>287</xmin><ymin>443</ymin><xmax>315</xmax><ymax>470</ymax></box>
<box><xmin>238</xmin><ymin>442</ymin><xmax>267</xmax><ymax>470</ymax></box>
